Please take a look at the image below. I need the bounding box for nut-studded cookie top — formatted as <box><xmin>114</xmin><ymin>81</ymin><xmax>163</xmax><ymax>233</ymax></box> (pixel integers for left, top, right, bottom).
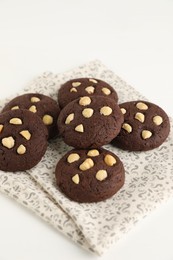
<box><xmin>57</xmin><ymin>96</ymin><xmax>124</xmax><ymax>149</ymax></box>
<box><xmin>58</xmin><ymin>78</ymin><xmax>118</xmax><ymax>108</ymax></box>
<box><xmin>0</xmin><ymin>109</ymin><xmax>48</xmax><ymax>172</ymax></box>
<box><xmin>55</xmin><ymin>148</ymin><xmax>125</xmax><ymax>203</ymax></box>
<box><xmin>112</xmin><ymin>100</ymin><xmax>170</xmax><ymax>151</ymax></box>
<box><xmin>2</xmin><ymin>93</ymin><xmax>60</xmax><ymax>139</ymax></box>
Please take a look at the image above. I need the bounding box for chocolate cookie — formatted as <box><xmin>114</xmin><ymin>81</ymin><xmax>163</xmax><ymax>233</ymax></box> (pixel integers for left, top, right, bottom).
<box><xmin>112</xmin><ymin>100</ymin><xmax>170</xmax><ymax>151</ymax></box>
<box><xmin>55</xmin><ymin>148</ymin><xmax>125</xmax><ymax>203</ymax></box>
<box><xmin>0</xmin><ymin>109</ymin><xmax>48</xmax><ymax>172</ymax></box>
<box><xmin>2</xmin><ymin>93</ymin><xmax>60</xmax><ymax>139</ymax></box>
<box><xmin>58</xmin><ymin>96</ymin><xmax>123</xmax><ymax>149</ymax></box>
<box><xmin>58</xmin><ymin>78</ymin><xmax>118</xmax><ymax>108</ymax></box>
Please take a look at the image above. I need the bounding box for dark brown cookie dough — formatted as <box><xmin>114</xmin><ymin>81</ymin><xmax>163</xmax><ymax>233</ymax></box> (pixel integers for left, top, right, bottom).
<box><xmin>57</xmin><ymin>96</ymin><xmax>124</xmax><ymax>149</ymax></box>
<box><xmin>112</xmin><ymin>100</ymin><xmax>170</xmax><ymax>151</ymax></box>
<box><xmin>58</xmin><ymin>78</ymin><xmax>118</xmax><ymax>108</ymax></box>
<box><xmin>2</xmin><ymin>93</ymin><xmax>60</xmax><ymax>139</ymax></box>
<box><xmin>0</xmin><ymin>109</ymin><xmax>48</xmax><ymax>172</ymax></box>
<box><xmin>55</xmin><ymin>148</ymin><xmax>125</xmax><ymax>203</ymax></box>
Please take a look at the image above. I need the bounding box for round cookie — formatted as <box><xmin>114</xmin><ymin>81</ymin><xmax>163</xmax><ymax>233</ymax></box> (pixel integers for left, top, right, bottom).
<box><xmin>0</xmin><ymin>109</ymin><xmax>48</xmax><ymax>172</ymax></box>
<box><xmin>2</xmin><ymin>93</ymin><xmax>60</xmax><ymax>139</ymax></box>
<box><xmin>112</xmin><ymin>100</ymin><xmax>170</xmax><ymax>151</ymax></box>
<box><xmin>58</xmin><ymin>77</ymin><xmax>118</xmax><ymax>108</ymax></box>
<box><xmin>55</xmin><ymin>148</ymin><xmax>125</xmax><ymax>203</ymax></box>
<box><xmin>57</xmin><ymin>96</ymin><xmax>124</xmax><ymax>149</ymax></box>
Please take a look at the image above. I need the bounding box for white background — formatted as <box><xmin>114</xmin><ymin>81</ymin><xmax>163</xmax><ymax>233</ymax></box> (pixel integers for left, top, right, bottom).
<box><xmin>0</xmin><ymin>0</ymin><xmax>173</xmax><ymax>259</ymax></box>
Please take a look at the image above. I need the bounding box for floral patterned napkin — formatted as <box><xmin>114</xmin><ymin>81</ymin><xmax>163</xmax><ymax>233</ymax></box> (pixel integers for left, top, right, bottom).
<box><xmin>0</xmin><ymin>60</ymin><xmax>173</xmax><ymax>255</ymax></box>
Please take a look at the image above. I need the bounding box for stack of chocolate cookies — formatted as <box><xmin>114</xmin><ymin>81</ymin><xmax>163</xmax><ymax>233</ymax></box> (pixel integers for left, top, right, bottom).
<box><xmin>56</xmin><ymin>77</ymin><xmax>170</xmax><ymax>203</ymax></box>
<box><xmin>56</xmin><ymin>78</ymin><xmax>125</xmax><ymax>202</ymax></box>
<box><xmin>0</xmin><ymin>93</ymin><xmax>60</xmax><ymax>171</ymax></box>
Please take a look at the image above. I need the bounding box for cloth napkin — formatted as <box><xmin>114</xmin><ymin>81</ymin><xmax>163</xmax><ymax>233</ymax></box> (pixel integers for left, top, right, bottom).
<box><xmin>0</xmin><ymin>60</ymin><xmax>173</xmax><ymax>255</ymax></box>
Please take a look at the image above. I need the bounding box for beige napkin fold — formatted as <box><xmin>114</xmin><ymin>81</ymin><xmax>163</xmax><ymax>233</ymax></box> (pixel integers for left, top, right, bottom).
<box><xmin>0</xmin><ymin>60</ymin><xmax>173</xmax><ymax>255</ymax></box>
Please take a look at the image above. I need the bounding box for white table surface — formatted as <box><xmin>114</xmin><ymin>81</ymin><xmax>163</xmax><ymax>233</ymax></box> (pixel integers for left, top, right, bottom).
<box><xmin>0</xmin><ymin>1</ymin><xmax>173</xmax><ymax>259</ymax></box>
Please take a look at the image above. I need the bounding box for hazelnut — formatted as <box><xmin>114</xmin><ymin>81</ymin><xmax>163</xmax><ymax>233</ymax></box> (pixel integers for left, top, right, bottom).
<box><xmin>70</xmin><ymin>88</ymin><xmax>77</xmax><ymax>93</ymax></box>
<box><xmin>122</xmin><ymin>123</ymin><xmax>132</xmax><ymax>133</ymax></box>
<box><xmin>79</xmin><ymin>158</ymin><xmax>94</xmax><ymax>171</ymax></box>
<box><xmin>82</xmin><ymin>108</ymin><xmax>94</xmax><ymax>118</ymax></box>
<box><xmin>75</xmin><ymin>124</ymin><xmax>84</xmax><ymax>133</ymax></box>
<box><xmin>72</xmin><ymin>174</ymin><xmax>80</xmax><ymax>184</ymax></box>
<box><xmin>72</xmin><ymin>82</ymin><xmax>81</xmax><ymax>87</ymax></box>
<box><xmin>17</xmin><ymin>144</ymin><xmax>26</xmax><ymax>155</ymax></box>
<box><xmin>102</xmin><ymin>87</ymin><xmax>111</xmax><ymax>95</ymax></box>
<box><xmin>120</xmin><ymin>108</ymin><xmax>126</xmax><ymax>114</ymax></box>
<box><xmin>153</xmin><ymin>115</ymin><xmax>163</xmax><ymax>126</ymax></box>
<box><xmin>79</xmin><ymin>96</ymin><xmax>91</xmax><ymax>106</ymax></box>
<box><xmin>65</xmin><ymin>113</ymin><xmax>74</xmax><ymax>124</ymax></box>
<box><xmin>85</xmin><ymin>86</ymin><xmax>95</xmax><ymax>94</ymax></box>
<box><xmin>142</xmin><ymin>130</ymin><xmax>152</xmax><ymax>139</ymax></box>
<box><xmin>100</xmin><ymin>106</ymin><xmax>112</xmax><ymax>116</ymax></box>
<box><xmin>9</xmin><ymin>118</ymin><xmax>22</xmax><ymax>125</ymax></box>
<box><xmin>11</xmin><ymin>106</ymin><xmax>19</xmax><ymax>110</ymax></box>
<box><xmin>135</xmin><ymin>112</ymin><xmax>145</xmax><ymax>123</ymax></box>
<box><xmin>2</xmin><ymin>136</ymin><xmax>15</xmax><ymax>149</ymax></box>
<box><xmin>89</xmin><ymin>78</ymin><xmax>98</xmax><ymax>84</ymax></box>
<box><xmin>31</xmin><ymin>97</ymin><xmax>41</xmax><ymax>103</ymax></box>
<box><xmin>43</xmin><ymin>115</ymin><xmax>53</xmax><ymax>125</ymax></box>
<box><xmin>104</xmin><ymin>154</ymin><xmax>116</xmax><ymax>166</ymax></box>
<box><xmin>87</xmin><ymin>149</ymin><xmax>99</xmax><ymax>157</ymax></box>
<box><xmin>20</xmin><ymin>130</ymin><xmax>31</xmax><ymax>140</ymax></box>
<box><xmin>96</xmin><ymin>170</ymin><xmax>107</xmax><ymax>181</ymax></box>
<box><xmin>67</xmin><ymin>153</ymin><xmax>80</xmax><ymax>163</ymax></box>
<box><xmin>0</xmin><ymin>124</ymin><xmax>4</xmax><ymax>133</ymax></box>
<box><xmin>29</xmin><ymin>105</ymin><xmax>37</xmax><ymax>113</ymax></box>
<box><xmin>136</xmin><ymin>102</ymin><xmax>148</xmax><ymax>110</ymax></box>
